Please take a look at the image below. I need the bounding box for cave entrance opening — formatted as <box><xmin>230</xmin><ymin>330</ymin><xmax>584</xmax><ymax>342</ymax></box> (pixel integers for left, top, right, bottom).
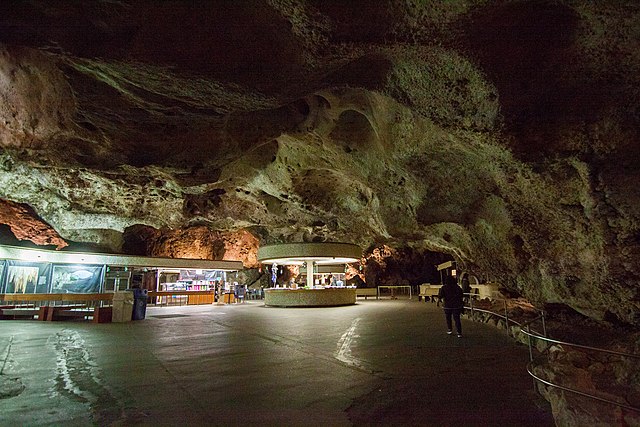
<box><xmin>360</xmin><ymin>245</ymin><xmax>456</xmax><ymax>300</ymax></box>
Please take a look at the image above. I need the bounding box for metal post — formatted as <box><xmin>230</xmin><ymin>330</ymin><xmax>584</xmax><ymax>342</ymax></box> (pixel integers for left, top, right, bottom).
<box><xmin>470</xmin><ymin>296</ymin><xmax>474</xmax><ymax>321</ymax></box>
<box><xmin>527</xmin><ymin>324</ymin><xmax>534</xmax><ymax>362</ymax></box>
<box><xmin>504</xmin><ymin>299</ymin><xmax>510</xmax><ymax>337</ymax></box>
<box><xmin>527</xmin><ymin>323</ymin><xmax>536</xmax><ymax>391</ymax></box>
<box><xmin>541</xmin><ymin>312</ymin><xmax>547</xmax><ymax>337</ymax></box>
<box><xmin>306</xmin><ymin>261</ymin><xmax>314</xmax><ymax>288</ymax></box>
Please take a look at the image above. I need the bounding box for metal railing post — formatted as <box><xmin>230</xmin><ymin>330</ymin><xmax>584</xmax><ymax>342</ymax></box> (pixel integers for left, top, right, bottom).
<box><xmin>541</xmin><ymin>311</ymin><xmax>547</xmax><ymax>337</ymax></box>
<box><xmin>470</xmin><ymin>295</ymin><xmax>474</xmax><ymax>321</ymax></box>
<box><xmin>527</xmin><ymin>323</ymin><xmax>536</xmax><ymax>390</ymax></box>
<box><xmin>504</xmin><ymin>299</ymin><xmax>510</xmax><ymax>337</ymax></box>
<box><xmin>527</xmin><ymin>324</ymin><xmax>534</xmax><ymax>362</ymax></box>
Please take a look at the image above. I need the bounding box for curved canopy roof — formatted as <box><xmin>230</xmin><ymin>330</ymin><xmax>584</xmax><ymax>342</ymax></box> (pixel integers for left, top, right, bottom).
<box><xmin>257</xmin><ymin>242</ymin><xmax>362</xmax><ymax>265</ymax></box>
<box><xmin>0</xmin><ymin>244</ymin><xmax>243</xmax><ymax>271</ymax></box>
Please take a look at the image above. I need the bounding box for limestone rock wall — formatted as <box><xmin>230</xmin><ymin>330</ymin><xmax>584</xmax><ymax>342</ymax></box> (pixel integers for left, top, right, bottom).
<box><xmin>123</xmin><ymin>225</ymin><xmax>259</xmax><ymax>268</ymax></box>
<box><xmin>0</xmin><ymin>46</ymin><xmax>76</xmax><ymax>149</ymax></box>
<box><xmin>533</xmin><ymin>341</ymin><xmax>640</xmax><ymax>426</ymax></box>
<box><xmin>0</xmin><ymin>1</ymin><xmax>638</xmax><ymax>326</ymax></box>
<box><xmin>0</xmin><ymin>199</ymin><xmax>67</xmax><ymax>249</ymax></box>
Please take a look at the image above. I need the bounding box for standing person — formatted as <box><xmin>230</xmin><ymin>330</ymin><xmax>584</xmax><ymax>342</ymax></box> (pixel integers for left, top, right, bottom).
<box><xmin>236</xmin><ymin>284</ymin><xmax>246</xmax><ymax>303</ymax></box>
<box><xmin>461</xmin><ymin>275</ymin><xmax>471</xmax><ymax>306</ymax></box>
<box><xmin>438</xmin><ymin>275</ymin><xmax>464</xmax><ymax>337</ymax></box>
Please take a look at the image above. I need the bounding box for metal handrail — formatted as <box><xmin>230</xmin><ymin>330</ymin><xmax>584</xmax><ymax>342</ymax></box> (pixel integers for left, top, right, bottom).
<box><xmin>527</xmin><ymin>363</ymin><xmax>640</xmax><ymax>413</ymax></box>
<box><xmin>463</xmin><ymin>292</ymin><xmax>546</xmax><ymax>337</ymax></box>
<box><xmin>520</xmin><ymin>327</ymin><xmax>640</xmax><ymax>360</ymax></box>
<box><xmin>462</xmin><ymin>293</ymin><xmax>640</xmax><ymax>413</ymax></box>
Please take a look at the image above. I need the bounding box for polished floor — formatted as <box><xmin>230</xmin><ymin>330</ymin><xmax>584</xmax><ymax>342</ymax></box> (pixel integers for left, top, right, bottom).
<box><xmin>0</xmin><ymin>299</ymin><xmax>553</xmax><ymax>426</ymax></box>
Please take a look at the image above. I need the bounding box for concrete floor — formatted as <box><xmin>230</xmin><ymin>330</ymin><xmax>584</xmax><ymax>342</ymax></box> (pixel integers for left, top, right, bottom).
<box><xmin>0</xmin><ymin>299</ymin><xmax>553</xmax><ymax>426</ymax></box>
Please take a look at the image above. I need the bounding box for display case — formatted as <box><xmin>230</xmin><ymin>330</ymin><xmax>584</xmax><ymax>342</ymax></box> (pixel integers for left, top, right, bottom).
<box><xmin>157</xmin><ymin>281</ymin><xmax>187</xmax><ymax>305</ymax></box>
<box><xmin>158</xmin><ymin>279</ymin><xmax>215</xmax><ymax>305</ymax></box>
<box><xmin>185</xmin><ymin>280</ymin><xmax>215</xmax><ymax>304</ymax></box>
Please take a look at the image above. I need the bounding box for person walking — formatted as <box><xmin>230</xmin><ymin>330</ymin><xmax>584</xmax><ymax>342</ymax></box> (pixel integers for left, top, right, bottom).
<box><xmin>438</xmin><ymin>275</ymin><xmax>464</xmax><ymax>337</ymax></box>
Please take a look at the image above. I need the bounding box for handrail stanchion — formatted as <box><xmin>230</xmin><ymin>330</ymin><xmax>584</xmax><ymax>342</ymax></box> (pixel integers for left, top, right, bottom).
<box><xmin>527</xmin><ymin>324</ymin><xmax>534</xmax><ymax>362</ymax></box>
<box><xmin>504</xmin><ymin>299</ymin><xmax>510</xmax><ymax>337</ymax></box>
<box><xmin>470</xmin><ymin>295</ymin><xmax>474</xmax><ymax>321</ymax></box>
<box><xmin>541</xmin><ymin>311</ymin><xmax>547</xmax><ymax>337</ymax></box>
<box><xmin>527</xmin><ymin>323</ymin><xmax>536</xmax><ymax>391</ymax></box>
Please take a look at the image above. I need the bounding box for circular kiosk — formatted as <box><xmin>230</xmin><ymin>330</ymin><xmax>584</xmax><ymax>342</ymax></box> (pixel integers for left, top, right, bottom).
<box><xmin>257</xmin><ymin>242</ymin><xmax>362</xmax><ymax>307</ymax></box>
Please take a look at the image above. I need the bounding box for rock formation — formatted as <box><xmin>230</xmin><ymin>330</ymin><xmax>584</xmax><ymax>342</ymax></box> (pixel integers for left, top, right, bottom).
<box><xmin>0</xmin><ymin>1</ymin><xmax>638</xmax><ymax>328</ymax></box>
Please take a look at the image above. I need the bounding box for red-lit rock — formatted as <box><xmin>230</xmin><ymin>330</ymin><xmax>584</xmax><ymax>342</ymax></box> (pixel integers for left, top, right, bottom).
<box><xmin>124</xmin><ymin>225</ymin><xmax>259</xmax><ymax>268</ymax></box>
<box><xmin>0</xmin><ymin>199</ymin><xmax>67</xmax><ymax>249</ymax></box>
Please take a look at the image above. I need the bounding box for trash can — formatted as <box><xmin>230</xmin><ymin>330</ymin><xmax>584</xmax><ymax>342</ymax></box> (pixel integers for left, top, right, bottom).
<box><xmin>112</xmin><ymin>291</ymin><xmax>134</xmax><ymax>323</ymax></box>
<box><xmin>129</xmin><ymin>288</ymin><xmax>148</xmax><ymax>320</ymax></box>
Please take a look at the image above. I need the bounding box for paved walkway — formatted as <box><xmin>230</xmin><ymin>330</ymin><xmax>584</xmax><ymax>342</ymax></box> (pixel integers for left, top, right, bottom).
<box><xmin>0</xmin><ymin>299</ymin><xmax>553</xmax><ymax>426</ymax></box>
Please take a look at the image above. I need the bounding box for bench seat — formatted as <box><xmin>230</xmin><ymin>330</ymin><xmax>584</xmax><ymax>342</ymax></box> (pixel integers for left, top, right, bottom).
<box><xmin>0</xmin><ymin>308</ymin><xmax>40</xmax><ymax>319</ymax></box>
<box><xmin>1</xmin><ymin>293</ymin><xmax>114</xmax><ymax>323</ymax></box>
<box><xmin>419</xmin><ymin>284</ymin><xmax>442</xmax><ymax>302</ymax></box>
<box><xmin>45</xmin><ymin>305</ymin><xmax>112</xmax><ymax>323</ymax></box>
<box><xmin>356</xmin><ymin>288</ymin><xmax>378</xmax><ymax>299</ymax></box>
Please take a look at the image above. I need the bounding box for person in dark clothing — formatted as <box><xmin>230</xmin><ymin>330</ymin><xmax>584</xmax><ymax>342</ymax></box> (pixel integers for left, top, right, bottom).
<box><xmin>461</xmin><ymin>275</ymin><xmax>471</xmax><ymax>311</ymax></box>
<box><xmin>461</xmin><ymin>276</ymin><xmax>471</xmax><ymax>301</ymax></box>
<box><xmin>438</xmin><ymin>275</ymin><xmax>464</xmax><ymax>337</ymax></box>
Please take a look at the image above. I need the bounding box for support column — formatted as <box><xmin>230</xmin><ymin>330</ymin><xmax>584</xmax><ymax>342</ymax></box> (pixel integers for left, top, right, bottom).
<box><xmin>306</xmin><ymin>261</ymin><xmax>314</xmax><ymax>288</ymax></box>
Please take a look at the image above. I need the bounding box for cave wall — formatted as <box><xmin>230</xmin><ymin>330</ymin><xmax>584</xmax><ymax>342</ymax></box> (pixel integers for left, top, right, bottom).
<box><xmin>0</xmin><ymin>1</ymin><xmax>638</xmax><ymax>324</ymax></box>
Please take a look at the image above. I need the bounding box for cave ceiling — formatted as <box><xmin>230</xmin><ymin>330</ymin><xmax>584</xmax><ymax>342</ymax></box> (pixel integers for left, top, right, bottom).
<box><xmin>0</xmin><ymin>0</ymin><xmax>639</xmax><ymax>324</ymax></box>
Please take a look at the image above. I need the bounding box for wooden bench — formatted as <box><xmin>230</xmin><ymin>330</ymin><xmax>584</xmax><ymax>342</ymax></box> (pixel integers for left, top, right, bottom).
<box><xmin>45</xmin><ymin>305</ymin><xmax>112</xmax><ymax>323</ymax></box>
<box><xmin>470</xmin><ymin>283</ymin><xmax>501</xmax><ymax>300</ymax></box>
<box><xmin>418</xmin><ymin>284</ymin><xmax>442</xmax><ymax>303</ymax></box>
<box><xmin>0</xmin><ymin>305</ymin><xmax>39</xmax><ymax>320</ymax></box>
<box><xmin>0</xmin><ymin>293</ymin><xmax>114</xmax><ymax>323</ymax></box>
<box><xmin>356</xmin><ymin>288</ymin><xmax>378</xmax><ymax>300</ymax></box>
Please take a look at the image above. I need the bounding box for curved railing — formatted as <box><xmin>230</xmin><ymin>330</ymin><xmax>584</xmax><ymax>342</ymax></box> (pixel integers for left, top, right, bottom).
<box><xmin>464</xmin><ymin>293</ymin><xmax>547</xmax><ymax>338</ymax></box>
<box><xmin>526</xmin><ymin>362</ymin><xmax>640</xmax><ymax>412</ymax></box>
<box><xmin>520</xmin><ymin>321</ymin><xmax>640</xmax><ymax>413</ymax></box>
<box><xmin>463</xmin><ymin>293</ymin><xmax>640</xmax><ymax>413</ymax></box>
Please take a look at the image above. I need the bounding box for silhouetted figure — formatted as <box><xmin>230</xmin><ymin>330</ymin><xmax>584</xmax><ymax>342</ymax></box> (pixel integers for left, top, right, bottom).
<box><xmin>235</xmin><ymin>284</ymin><xmax>246</xmax><ymax>303</ymax></box>
<box><xmin>438</xmin><ymin>275</ymin><xmax>464</xmax><ymax>337</ymax></box>
<box><xmin>461</xmin><ymin>275</ymin><xmax>471</xmax><ymax>306</ymax></box>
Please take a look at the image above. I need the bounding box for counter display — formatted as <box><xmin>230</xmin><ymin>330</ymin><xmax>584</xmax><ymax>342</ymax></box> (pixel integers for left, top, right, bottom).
<box><xmin>158</xmin><ymin>280</ymin><xmax>216</xmax><ymax>305</ymax></box>
<box><xmin>264</xmin><ymin>287</ymin><xmax>356</xmax><ymax>307</ymax></box>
